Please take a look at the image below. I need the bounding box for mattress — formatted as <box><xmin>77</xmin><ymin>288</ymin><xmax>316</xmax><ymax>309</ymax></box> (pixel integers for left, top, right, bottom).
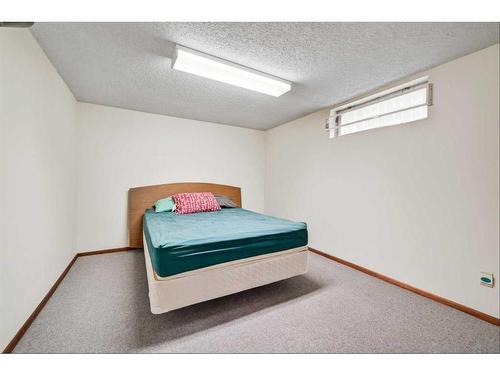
<box><xmin>143</xmin><ymin>231</ymin><xmax>308</xmax><ymax>313</ymax></box>
<box><xmin>143</xmin><ymin>208</ymin><xmax>308</xmax><ymax>277</ymax></box>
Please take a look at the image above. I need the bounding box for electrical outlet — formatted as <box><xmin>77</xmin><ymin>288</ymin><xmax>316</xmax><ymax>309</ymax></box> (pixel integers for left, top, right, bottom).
<box><xmin>480</xmin><ymin>272</ymin><xmax>494</xmax><ymax>288</ymax></box>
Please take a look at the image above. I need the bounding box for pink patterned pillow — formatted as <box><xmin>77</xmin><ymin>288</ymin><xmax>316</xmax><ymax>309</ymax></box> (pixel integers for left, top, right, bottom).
<box><xmin>174</xmin><ymin>192</ymin><xmax>221</xmax><ymax>214</ymax></box>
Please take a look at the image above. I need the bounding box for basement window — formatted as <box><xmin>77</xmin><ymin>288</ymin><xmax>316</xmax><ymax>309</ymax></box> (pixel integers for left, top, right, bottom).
<box><xmin>328</xmin><ymin>78</ymin><xmax>433</xmax><ymax>138</ymax></box>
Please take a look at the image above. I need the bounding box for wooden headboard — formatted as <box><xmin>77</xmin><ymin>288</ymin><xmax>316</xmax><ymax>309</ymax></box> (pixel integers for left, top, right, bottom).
<box><xmin>128</xmin><ymin>182</ymin><xmax>242</xmax><ymax>247</ymax></box>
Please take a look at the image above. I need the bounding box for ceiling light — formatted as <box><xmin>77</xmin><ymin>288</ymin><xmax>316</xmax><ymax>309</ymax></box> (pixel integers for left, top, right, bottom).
<box><xmin>171</xmin><ymin>45</ymin><xmax>292</xmax><ymax>97</ymax></box>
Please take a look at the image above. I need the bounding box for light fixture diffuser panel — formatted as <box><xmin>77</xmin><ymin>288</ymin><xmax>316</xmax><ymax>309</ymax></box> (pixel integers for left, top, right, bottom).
<box><xmin>172</xmin><ymin>45</ymin><xmax>291</xmax><ymax>97</ymax></box>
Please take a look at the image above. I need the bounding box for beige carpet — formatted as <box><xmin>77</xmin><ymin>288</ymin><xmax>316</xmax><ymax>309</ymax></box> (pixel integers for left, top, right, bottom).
<box><xmin>14</xmin><ymin>250</ymin><xmax>500</xmax><ymax>353</ymax></box>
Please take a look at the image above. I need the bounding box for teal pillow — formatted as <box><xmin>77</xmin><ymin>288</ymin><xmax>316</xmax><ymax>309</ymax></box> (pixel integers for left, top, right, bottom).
<box><xmin>154</xmin><ymin>196</ymin><xmax>175</xmax><ymax>213</ymax></box>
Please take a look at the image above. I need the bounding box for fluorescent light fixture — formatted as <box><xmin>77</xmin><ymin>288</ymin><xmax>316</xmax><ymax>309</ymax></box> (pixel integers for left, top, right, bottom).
<box><xmin>171</xmin><ymin>45</ymin><xmax>292</xmax><ymax>97</ymax></box>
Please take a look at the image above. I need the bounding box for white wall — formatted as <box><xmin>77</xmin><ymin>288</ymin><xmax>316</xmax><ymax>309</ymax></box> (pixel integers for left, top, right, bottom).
<box><xmin>0</xmin><ymin>29</ymin><xmax>77</xmax><ymax>349</ymax></box>
<box><xmin>265</xmin><ymin>44</ymin><xmax>500</xmax><ymax>318</ymax></box>
<box><xmin>76</xmin><ymin>103</ymin><xmax>266</xmax><ymax>251</ymax></box>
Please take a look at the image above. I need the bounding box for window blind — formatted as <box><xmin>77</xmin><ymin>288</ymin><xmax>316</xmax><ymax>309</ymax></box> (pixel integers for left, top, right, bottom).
<box><xmin>328</xmin><ymin>79</ymin><xmax>432</xmax><ymax>138</ymax></box>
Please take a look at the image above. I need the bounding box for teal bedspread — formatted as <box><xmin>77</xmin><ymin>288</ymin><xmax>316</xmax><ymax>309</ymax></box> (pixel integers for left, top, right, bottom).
<box><xmin>143</xmin><ymin>208</ymin><xmax>308</xmax><ymax>277</ymax></box>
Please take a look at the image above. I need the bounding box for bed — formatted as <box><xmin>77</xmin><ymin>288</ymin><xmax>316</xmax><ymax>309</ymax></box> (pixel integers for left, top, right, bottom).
<box><xmin>128</xmin><ymin>182</ymin><xmax>308</xmax><ymax>314</ymax></box>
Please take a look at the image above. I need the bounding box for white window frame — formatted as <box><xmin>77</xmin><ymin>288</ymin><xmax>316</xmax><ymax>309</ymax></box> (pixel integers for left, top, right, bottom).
<box><xmin>327</xmin><ymin>77</ymin><xmax>433</xmax><ymax>138</ymax></box>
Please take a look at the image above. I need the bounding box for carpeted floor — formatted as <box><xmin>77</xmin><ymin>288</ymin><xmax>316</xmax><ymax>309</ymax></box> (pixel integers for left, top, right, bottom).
<box><xmin>14</xmin><ymin>250</ymin><xmax>499</xmax><ymax>353</ymax></box>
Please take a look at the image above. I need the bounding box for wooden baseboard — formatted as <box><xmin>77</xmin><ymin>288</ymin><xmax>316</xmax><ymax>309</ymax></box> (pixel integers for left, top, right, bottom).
<box><xmin>308</xmin><ymin>247</ymin><xmax>500</xmax><ymax>326</ymax></box>
<box><xmin>77</xmin><ymin>246</ymin><xmax>141</xmax><ymax>257</ymax></box>
<box><xmin>2</xmin><ymin>246</ymin><xmax>142</xmax><ymax>353</ymax></box>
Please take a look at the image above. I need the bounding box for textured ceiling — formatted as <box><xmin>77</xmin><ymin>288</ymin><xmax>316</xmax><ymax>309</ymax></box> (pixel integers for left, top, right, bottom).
<box><xmin>30</xmin><ymin>23</ymin><xmax>499</xmax><ymax>130</ymax></box>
